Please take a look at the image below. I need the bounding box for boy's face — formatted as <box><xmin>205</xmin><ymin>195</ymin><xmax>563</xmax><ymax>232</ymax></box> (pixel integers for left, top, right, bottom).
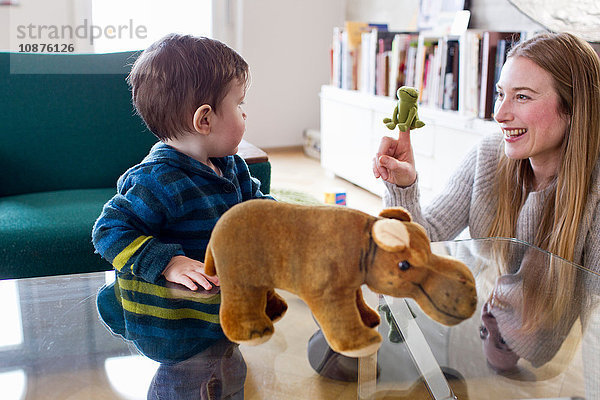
<box><xmin>209</xmin><ymin>79</ymin><xmax>247</xmax><ymax>157</ymax></box>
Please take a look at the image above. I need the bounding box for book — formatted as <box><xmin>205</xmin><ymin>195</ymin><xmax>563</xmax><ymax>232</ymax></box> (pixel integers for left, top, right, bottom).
<box><xmin>414</xmin><ymin>36</ymin><xmax>437</xmax><ymax>102</ymax></box>
<box><xmin>388</xmin><ymin>34</ymin><xmax>415</xmax><ymax>97</ymax></box>
<box><xmin>331</xmin><ymin>27</ymin><xmax>343</xmax><ymax>88</ymax></box>
<box><xmin>590</xmin><ymin>42</ymin><xmax>600</xmax><ymax>58</ymax></box>
<box><xmin>460</xmin><ymin>30</ymin><xmax>482</xmax><ymax>117</ymax></box>
<box><xmin>435</xmin><ymin>37</ymin><xmax>448</xmax><ymax>108</ymax></box>
<box><xmin>359</xmin><ymin>29</ymin><xmax>373</xmax><ymax>93</ymax></box>
<box><xmin>443</xmin><ymin>39</ymin><xmax>459</xmax><ymax>111</ymax></box>
<box><xmin>344</xmin><ymin>21</ymin><xmax>369</xmax><ymax>90</ymax></box>
<box><xmin>341</xmin><ymin>29</ymin><xmax>351</xmax><ymax>89</ymax></box>
<box><xmin>375</xmin><ymin>31</ymin><xmax>397</xmax><ymax>96</ymax></box>
<box><xmin>478</xmin><ymin>31</ymin><xmax>520</xmax><ymax>119</ymax></box>
<box><xmin>404</xmin><ymin>40</ymin><xmax>418</xmax><ymax>88</ymax></box>
<box><xmin>491</xmin><ymin>39</ymin><xmax>512</xmax><ymax>101</ymax></box>
<box><xmin>422</xmin><ymin>41</ymin><xmax>441</xmax><ymax>105</ymax></box>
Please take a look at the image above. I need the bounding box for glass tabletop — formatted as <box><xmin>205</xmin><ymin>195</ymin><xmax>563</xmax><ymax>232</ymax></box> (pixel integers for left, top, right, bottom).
<box><xmin>0</xmin><ymin>271</ymin><xmax>358</xmax><ymax>399</ymax></box>
<box><xmin>369</xmin><ymin>238</ymin><xmax>600</xmax><ymax>400</ymax></box>
<box><xmin>2</xmin><ymin>238</ymin><xmax>598</xmax><ymax>399</ymax></box>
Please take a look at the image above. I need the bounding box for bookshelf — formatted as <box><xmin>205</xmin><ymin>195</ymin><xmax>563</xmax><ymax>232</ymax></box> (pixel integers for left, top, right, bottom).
<box><xmin>320</xmin><ymin>23</ymin><xmax>527</xmax><ymax>203</ymax></box>
<box><xmin>320</xmin><ymin>85</ymin><xmax>497</xmax><ymax>205</ymax></box>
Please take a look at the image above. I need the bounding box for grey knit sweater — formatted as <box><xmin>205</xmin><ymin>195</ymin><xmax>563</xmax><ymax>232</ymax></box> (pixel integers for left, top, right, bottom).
<box><xmin>383</xmin><ymin>133</ymin><xmax>600</xmax><ymax>276</ymax></box>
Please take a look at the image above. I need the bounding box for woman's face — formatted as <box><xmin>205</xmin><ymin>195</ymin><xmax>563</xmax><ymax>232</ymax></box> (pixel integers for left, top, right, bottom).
<box><xmin>494</xmin><ymin>56</ymin><xmax>570</xmax><ymax>175</ymax></box>
<box><xmin>480</xmin><ymin>300</ymin><xmax>520</xmax><ymax>371</ymax></box>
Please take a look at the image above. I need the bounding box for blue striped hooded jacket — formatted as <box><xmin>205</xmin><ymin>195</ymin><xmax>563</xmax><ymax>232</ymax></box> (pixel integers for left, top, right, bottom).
<box><xmin>92</xmin><ymin>142</ymin><xmax>271</xmax><ymax>362</ymax></box>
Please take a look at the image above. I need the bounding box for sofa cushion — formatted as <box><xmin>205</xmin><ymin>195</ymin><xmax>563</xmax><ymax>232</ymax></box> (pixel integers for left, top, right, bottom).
<box><xmin>0</xmin><ymin>188</ymin><xmax>116</xmax><ymax>279</ymax></box>
<box><xmin>0</xmin><ymin>51</ymin><xmax>157</xmax><ymax>197</ymax></box>
<box><xmin>248</xmin><ymin>161</ymin><xmax>271</xmax><ymax>194</ymax></box>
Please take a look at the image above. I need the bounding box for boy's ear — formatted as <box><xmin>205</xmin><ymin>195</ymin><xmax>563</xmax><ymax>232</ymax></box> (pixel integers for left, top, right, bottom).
<box><xmin>192</xmin><ymin>105</ymin><xmax>212</xmax><ymax>135</ymax></box>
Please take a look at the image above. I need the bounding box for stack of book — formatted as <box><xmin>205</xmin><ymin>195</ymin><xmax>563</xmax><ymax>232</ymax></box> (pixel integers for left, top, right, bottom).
<box><xmin>330</xmin><ymin>22</ymin><xmax>529</xmax><ymax>119</ymax></box>
<box><xmin>331</xmin><ymin>21</ymin><xmax>418</xmax><ymax>98</ymax></box>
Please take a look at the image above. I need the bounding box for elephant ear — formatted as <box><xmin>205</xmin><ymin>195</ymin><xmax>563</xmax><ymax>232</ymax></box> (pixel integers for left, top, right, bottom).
<box><xmin>378</xmin><ymin>207</ymin><xmax>412</xmax><ymax>222</ymax></box>
<box><xmin>372</xmin><ymin>219</ymin><xmax>409</xmax><ymax>252</ymax></box>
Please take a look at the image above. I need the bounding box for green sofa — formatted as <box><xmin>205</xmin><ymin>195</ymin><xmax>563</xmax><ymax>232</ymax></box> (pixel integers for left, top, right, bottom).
<box><xmin>0</xmin><ymin>51</ymin><xmax>270</xmax><ymax>280</ymax></box>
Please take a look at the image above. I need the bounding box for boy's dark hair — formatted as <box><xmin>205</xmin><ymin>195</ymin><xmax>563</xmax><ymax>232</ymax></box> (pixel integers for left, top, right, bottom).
<box><xmin>127</xmin><ymin>34</ymin><xmax>249</xmax><ymax>140</ymax></box>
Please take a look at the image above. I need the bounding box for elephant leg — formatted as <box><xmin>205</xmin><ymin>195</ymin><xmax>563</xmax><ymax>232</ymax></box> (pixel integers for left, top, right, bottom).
<box><xmin>219</xmin><ymin>285</ymin><xmax>275</xmax><ymax>346</ymax></box>
<box><xmin>305</xmin><ymin>293</ymin><xmax>382</xmax><ymax>358</ymax></box>
<box><xmin>355</xmin><ymin>288</ymin><xmax>380</xmax><ymax>328</ymax></box>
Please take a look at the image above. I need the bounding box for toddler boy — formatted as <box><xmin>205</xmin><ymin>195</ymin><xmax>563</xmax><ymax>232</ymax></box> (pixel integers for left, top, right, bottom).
<box><xmin>93</xmin><ymin>33</ymin><xmax>271</xmax><ymax>362</ymax></box>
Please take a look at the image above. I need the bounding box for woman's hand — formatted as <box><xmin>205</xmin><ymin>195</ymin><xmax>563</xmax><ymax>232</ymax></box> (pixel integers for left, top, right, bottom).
<box><xmin>372</xmin><ymin>130</ymin><xmax>417</xmax><ymax>187</ymax></box>
<box><xmin>163</xmin><ymin>255</ymin><xmax>220</xmax><ymax>291</ymax></box>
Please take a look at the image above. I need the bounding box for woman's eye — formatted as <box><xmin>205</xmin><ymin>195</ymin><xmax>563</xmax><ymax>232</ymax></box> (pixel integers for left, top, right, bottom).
<box><xmin>516</xmin><ymin>94</ymin><xmax>529</xmax><ymax>101</ymax></box>
<box><xmin>479</xmin><ymin>325</ymin><xmax>488</xmax><ymax>340</ymax></box>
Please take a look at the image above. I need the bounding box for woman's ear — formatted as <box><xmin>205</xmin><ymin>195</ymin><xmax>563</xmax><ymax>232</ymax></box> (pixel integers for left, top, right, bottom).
<box><xmin>193</xmin><ymin>105</ymin><xmax>212</xmax><ymax>135</ymax></box>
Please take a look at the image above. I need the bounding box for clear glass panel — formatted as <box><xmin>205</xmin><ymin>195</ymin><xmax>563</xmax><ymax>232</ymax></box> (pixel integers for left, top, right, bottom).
<box><xmin>378</xmin><ymin>238</ymin><xmax>599</xmax><ymax>399</ymax></box>
<box><xmin>104</xmin><ymin>355</ymin><xmax>159</xmax><ymax>399</ymax></box>
<box><xmin>0</xmin><ymin>280</ymin><xmax>23</xmax><ymax>348</ymax></box>
<box><xmin>1</xmin><ymin>238</ymin><xmax>597</xmax><ymax>399</ymax></box>
<box><xmin>0</xmin><ymin>369</ymin><xmax>26</xmax><ymax>400</ymax></box>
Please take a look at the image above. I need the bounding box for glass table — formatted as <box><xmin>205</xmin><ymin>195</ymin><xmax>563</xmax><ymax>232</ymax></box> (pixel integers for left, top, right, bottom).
<box><xmin>1</xmin><ymin>238</ymin><xmax>598</xmax><ymax>399</ymax></box>
<box><xmin>365</xmin><ymin>238</ymin><xmax>599</xmax><ymax>400</ymax></box>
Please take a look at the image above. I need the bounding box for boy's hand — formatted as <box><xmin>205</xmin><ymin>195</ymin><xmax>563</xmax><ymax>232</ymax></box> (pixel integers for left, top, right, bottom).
<box><xmin>163</xmin><ymin>255</ymin><xmax>220</xmax><ymax>291</ymax></box>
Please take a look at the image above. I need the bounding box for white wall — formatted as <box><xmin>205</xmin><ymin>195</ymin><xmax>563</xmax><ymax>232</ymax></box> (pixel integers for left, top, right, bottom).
<box><xmin>230</xmin><ymin>0</ymin><xmax>345</xmax><ymax>148</ymax></box>
<box><xmin>346</xmin><ymin>0</ymin><xmax>419</xmax><ymax>31</ymax></box>
<box><xmin>0</xmin><ymin>0</ymin><xmax>93</xmax><ymax>52</ymax></box>
<box><xmin>469</xmin><ymin>0</ymin><xmax>543</xmax><ymax>31</ymax></box>
<box><xmin>346</xmin><ymin>0</ymin><xmax>544</xmax><ymax>33</ymax></box>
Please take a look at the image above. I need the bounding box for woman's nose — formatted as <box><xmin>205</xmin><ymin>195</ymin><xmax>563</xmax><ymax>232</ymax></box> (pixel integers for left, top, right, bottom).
<box><xmin>493</xmin><ymin>97</ymin><xmax>512</xmax><ymax>123</ymax></box>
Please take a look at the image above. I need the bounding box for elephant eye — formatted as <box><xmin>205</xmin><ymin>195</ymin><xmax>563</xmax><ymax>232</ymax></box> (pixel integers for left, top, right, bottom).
<box><xmin>399</xmin><ymin>260</ymin><xmax>411</xmax><ymax>271</ymax></box>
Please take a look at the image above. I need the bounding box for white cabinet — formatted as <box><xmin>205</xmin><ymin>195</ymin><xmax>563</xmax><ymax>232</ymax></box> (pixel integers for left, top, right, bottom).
<box><xmin>319</xmin><ymin>85</ymin><xmax>499</xmax><ymax>205</ymax></box>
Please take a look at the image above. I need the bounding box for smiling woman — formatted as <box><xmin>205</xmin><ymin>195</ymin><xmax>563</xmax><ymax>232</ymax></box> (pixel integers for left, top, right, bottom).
<box><xmin>91</xmin><ymin>0</ymin><xmax>212</xmax><ymax>53</ymax></box>
<box><xmin>374</xmin><ymin>31</ymin><xmax>600</xmax><ymax>267</ymax></box>
<box><xmin>494</xmin><ymin>56</ymin><xmax>570</xmax><ymax>188</ymax></box>
<box><xmin>373</xmin><ymin>32</ymin><xmax>600</xmax><ymax>305</ymax></box>
<box><xmin>372</xmin><ymin>33</ymin><xmax>600</xmax><ymax>384</ymax></box>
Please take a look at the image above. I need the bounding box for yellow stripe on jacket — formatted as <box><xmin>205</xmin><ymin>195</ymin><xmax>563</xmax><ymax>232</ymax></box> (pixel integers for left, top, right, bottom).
<box><xmin>113</xmin><ymin>235</ymin><xmax>153</xmax><ymax>271</ymax></box>
<box><xmin>120</xmin><ymin>297</ymin><xmax>221</xmax><ymax>322</ymax></box>
<box><xmin>117</xmin><ymin>277</ymin><xmax>221</xmax><ymax>304</ymax></box>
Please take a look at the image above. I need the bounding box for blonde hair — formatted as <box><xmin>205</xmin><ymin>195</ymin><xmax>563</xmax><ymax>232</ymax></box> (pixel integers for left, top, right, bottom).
<box><xmin>488</xmin><ymin>32</ymin><xmax>600</xmax><ymax>332</ymax></box>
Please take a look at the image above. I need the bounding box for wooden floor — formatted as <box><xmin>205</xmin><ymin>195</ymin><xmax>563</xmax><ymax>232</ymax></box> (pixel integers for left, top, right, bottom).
<box><xmin>266</xmin><ymin>147</ymin><xmax>384</xmax><ymax>216</ymax></box>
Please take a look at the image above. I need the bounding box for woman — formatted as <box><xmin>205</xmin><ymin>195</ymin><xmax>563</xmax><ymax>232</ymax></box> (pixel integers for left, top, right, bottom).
<box><xmin>373</xmin><ymin>32</ymin><xmax>600</xmax><ymax>370</ymax></box>
<box><xmin>373</xmin><ymin>31</ymin><xmax>600</xmax><ymax>276</ymax></box>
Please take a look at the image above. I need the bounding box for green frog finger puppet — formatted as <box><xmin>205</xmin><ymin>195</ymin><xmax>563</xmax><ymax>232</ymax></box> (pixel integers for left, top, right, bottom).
<box><xmin>383</xmin><ymin>86</ymin><xmax>426</xmax><ymax>132</ymax></box>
